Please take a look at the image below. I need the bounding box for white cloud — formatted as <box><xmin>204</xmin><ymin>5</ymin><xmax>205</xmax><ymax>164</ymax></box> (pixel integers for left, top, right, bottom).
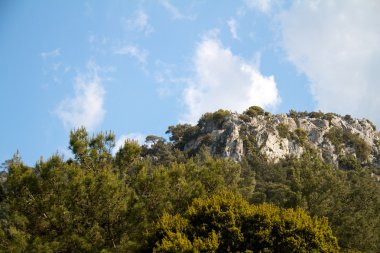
<box><xmin>182</xmin><ymin>36</ymin><xmax>280</xmax><ymax>123</ymax></box>
<box><xmin>159</xmin><ymin>0</ymin><xmax>195</xmax><ymax>20</ymax></box>
<box><xmin>245</xmin><ymin>0</ymin><xmax>275</xmax><ymax>13</ymax></box>
<box><xmin>227</xmin><ymin>18</ymin><xmax>239</xmax><ymax>40</ymax></box>
<box><xmin>114</xmin><ymin>45</ymin><xmax>148</xmax><ymax>64</ymax></box>
<box><xmin>279</xmin><ymin>0</ymin><xmax>380</xmax><ymax>126</ymax></box>
<box><xmin>41</xmin><ymin>48</ymin><xmax>60</xmax><ymax>59</ymax></box>
<box><xmin>55</xmin><ymin>61</ymin><xmax>106</xmax><ymax>130</ymax></box>
<box><xmin>124</xmin><ymin>10</ymin><xmax>153</xmax><ymax>35</ymax></box>
<box><xmin>113</xmin><ymin>133</ymin><xmax>146</xmax><ymax>155</ymax></box>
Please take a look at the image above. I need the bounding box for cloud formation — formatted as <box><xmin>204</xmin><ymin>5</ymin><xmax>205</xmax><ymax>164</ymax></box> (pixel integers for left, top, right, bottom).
<box><xmin>279</xmin><ymin>0</ymin><xmax>380</xmax><ymax>125</ymax></box>
<box><xmin>40</xmin><ymin>48</ymin><xmax>60</xmax><ymax>59</ymax></box>
<box><xmin>182</xmin><ymin>36</ymin><xmax>280</xmax><ymax>123</ymax></box>
<box><xmin>114</xmin><ymin>45</ymin><xmax>148</xmax><ymax>64</ymax></box>
<box><xmin>245</xmin><ymin>0</ymin><xmax>275</xmax><ymax>13</ymax></box>
<box><xmin>159</xmin><ymin>0</ymin><xmax>195</xmax><ymax>20</ymax></box>
<box><xmin>227</xmin><ymin>18</ymin><xmax>239</xmax><ymax>40</ymax></box>
<box><xmin>55</xmin><ymin>61</ymin><xmax>106</xmax><ymax>130</ymax></box>
<box><xmin>124</xmin><ymin>10</ymin><xmax>153</xmax><ymax>35</ymax></box>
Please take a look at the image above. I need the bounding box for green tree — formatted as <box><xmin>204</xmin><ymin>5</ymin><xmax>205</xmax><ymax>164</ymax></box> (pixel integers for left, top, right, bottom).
<box><xmin>114</xmin><ymin>139</ymin><xmax>142</xmax><ymax>173</ymax></box>
<box><xmin>243</xmin><ymin>105</ymin><xmax>265</xmax><ymax>117</ymax></box>
<box><xmin>69</xmin><ymin>127</ymin><xmax>115</xmax><ymax>169</ymax></box>
<box><xmin>166</xmin><ymin>124</ymin><xmax>199</xmax><ymax>150</ymax></box>
<box><xmin>0</xmin><ymin>138</ymin><xmax>134</xmax><ymax>252</ymax></box>
<box><xmin>146</xmin><ymin>192</ymin><xmax>340</xmax><ymax>252</ymax></box>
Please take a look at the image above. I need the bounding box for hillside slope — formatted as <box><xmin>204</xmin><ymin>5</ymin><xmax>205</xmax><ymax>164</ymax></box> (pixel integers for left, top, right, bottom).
<box><xmin>168</xmin><ymin>107</ymin><xmax>380</xmax><ymax>169</ymax></box>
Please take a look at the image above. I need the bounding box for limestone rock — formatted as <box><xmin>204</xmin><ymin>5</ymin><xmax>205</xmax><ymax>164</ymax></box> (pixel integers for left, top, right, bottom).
<box><xmin>181</xmin><ymin>111</ymin><xmax>380</xmax><ymax>167</ymax></box>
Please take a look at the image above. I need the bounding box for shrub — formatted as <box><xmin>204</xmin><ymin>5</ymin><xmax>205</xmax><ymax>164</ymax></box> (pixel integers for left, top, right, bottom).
<box><xmin>344</xmin><ymin>131</ymin><xmax>371</xmax><ymax>161</ymax></box>
<box><xmin>325</xmin><ymin>127</ymin><xmax>370</xmax><ymax>161</ymax></box>
<box><xmin>288</xmin><ymin>110</ymin><xmax>308</xmax><ymax>119</ymax></box>
<box><xmin>308</xmin><ymin>111</ymin><xmax>324</xmax><ymax>119</ymax></box>
<box><xmin>198</xmin><ymin>109</ymin><xmax>231</xmax><ymax>129</ymax></box>
<box><xmin>243</xmin><ymin>106</ymin><xmax>265</xmax><ymax>117</ymax></box>
<box><xmin>344</xmin><ymin>114</ymin><xmax>353</xmax><ymax>122</ymax></box>
<box><xmin>293</xmin><ymin>128</ymin><xmax>308</xmax><ymax>145</ymax></box>
<box><xmin>239</xmin><ymin>114</ymin><xmax>251</xmax><ymax>123</ymax></box>
<box><xmin>276</xmin><ymin>123</ymin><xmax>290</xmax><ymax>139</ymax></box>
<box><xmin>199</xmin><ymin>133</ymin><xmax>213</xmax><ymax>146</ymax></box>
<box><xmin>325</xmin><ymin>127</ymin><xmax>344</xmax><ymax>153</ymax></box>
<box><xmin>338</xmin><ymin>155</ymin><xmax>361</xmax><ymax>171</ymax></box>
<box><xmin>323</xmin><ymin>112</ymin><xmax>338</xmax><ymax>122</ymax></box>
<box><xmin>367</xmin><ymin>119</ymin><xmax>377</xmax><ymax>131</ymax></box>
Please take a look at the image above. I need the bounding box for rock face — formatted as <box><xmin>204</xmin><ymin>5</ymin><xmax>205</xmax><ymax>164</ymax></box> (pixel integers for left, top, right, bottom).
<box><xmin>180</xmin><ymin>110</ymin><xmax>380</xmax><ymax>167</ymax></box>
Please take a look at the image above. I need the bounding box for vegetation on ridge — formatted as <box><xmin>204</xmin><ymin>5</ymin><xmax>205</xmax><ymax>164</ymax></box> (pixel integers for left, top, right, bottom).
<box><xmin>325</xmin><ymin>127</ymin><xmax>371</xmax><ymax>161</ymax></box>
<box><xmin>0</xmin><ymin>107</ymin><xmax>379</xmax><ymax>252</ymax></box>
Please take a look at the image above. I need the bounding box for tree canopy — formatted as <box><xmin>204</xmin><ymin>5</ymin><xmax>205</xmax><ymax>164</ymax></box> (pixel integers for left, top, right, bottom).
<box><xmin>146</xmin><ymin>192</ymin><xmax>340</xmax><ymax>252</ymax></box>
<box><xmin>0</xmin><ymin>128</ymin><xmax>379</xmax><ymax>252</ymax></box>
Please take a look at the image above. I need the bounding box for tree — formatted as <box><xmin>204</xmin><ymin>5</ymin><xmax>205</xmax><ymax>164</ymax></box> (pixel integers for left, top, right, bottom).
<box><xmin>114</xmin><ymin>139</ymin><xmax>142</xmax><ymax>172</ymax></box>
<box><xmin>69</xmin><ymin>127</ymin><xmax>115</xmax><ymax>169</ymax></box>
<box><xmin>166</xmin><ymin>124</ymin><xmax>199</xmax><ymax>150</ymax></box>
<box><xmin>146</xmin><ymin>192</ymin><xmax>340</xmax><ymax>252</ymax></box>
<box><xmin>0</xmin><ymin>137</ymin><xmax>134</xmax><ymax>252</ymax></box>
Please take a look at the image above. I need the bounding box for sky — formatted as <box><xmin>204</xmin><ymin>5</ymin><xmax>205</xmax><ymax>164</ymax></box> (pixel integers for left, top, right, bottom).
<box><xmin>1</xmin><ymin>0</ymin><xmax>380</xmax><ymax>166</ymax></box>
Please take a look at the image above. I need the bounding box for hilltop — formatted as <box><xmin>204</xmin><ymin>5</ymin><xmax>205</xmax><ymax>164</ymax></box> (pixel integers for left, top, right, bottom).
<box><xmin>0</xmin><ymin>106</ymin><xmax>379</xmax><ymax>252</ymax></box>
<box><xmin>167</xmin><ymin>107</ymin><xmax>380</xmax><ymax>171</ymax></box>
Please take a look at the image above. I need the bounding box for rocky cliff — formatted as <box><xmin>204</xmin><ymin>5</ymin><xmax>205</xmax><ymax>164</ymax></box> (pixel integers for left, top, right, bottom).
<box><xmin>168</xmin><ymin>107</ymin><xmax>380</xmax><ymax>168</ymax></box>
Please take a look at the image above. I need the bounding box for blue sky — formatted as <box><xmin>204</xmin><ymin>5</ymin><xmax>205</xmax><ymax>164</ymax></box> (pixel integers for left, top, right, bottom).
<box><xmin>1</xmin><ymin>0</ymin><xmax>380</xmax><ymax>165</ymax></box>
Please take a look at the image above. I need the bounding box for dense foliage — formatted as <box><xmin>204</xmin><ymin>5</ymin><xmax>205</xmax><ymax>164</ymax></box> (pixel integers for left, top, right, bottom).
<box><xmin>0</xmin><ymin>123</ymin><xmax>379</xmax><ymax>252</ymax></box>
<box><xmin>146</xmin><ymin>192</ymin><xmax>339</xmax><ymax>252</ymax></box>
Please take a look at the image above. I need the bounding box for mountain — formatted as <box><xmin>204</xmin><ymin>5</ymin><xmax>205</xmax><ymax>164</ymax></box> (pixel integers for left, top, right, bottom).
<box><xmin>168</xmin><ymin>106</ymin><xmax>380</xmax><ymax>170</ymax></box>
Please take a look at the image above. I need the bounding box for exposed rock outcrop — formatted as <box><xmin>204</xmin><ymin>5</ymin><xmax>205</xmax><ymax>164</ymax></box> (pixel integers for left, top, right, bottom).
<box><xmin>173</xmin><ymin>109</ymin><xmax>380</xmax><ymax>167</ymax></box>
